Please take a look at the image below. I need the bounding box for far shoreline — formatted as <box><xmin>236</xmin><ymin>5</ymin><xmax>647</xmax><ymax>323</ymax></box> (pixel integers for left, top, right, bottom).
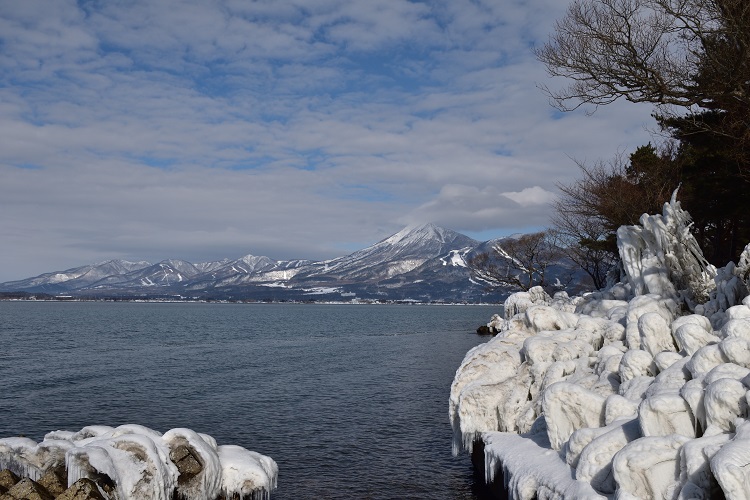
<box><xmin>0</xmin><ymin>293</ymin><xmax>503</xmax><ymax>307</ymax></box>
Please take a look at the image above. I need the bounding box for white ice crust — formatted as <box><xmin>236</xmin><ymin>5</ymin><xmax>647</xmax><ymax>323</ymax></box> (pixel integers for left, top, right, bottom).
<box><xmin>450</xmin><ymin>195</ymin><xmax>750</xmax><ymax>499</ymax></box>
<box><xmin>0</xmin><ymin>424</ymin><xmax>277</xmax><ymax>500</ymax></box>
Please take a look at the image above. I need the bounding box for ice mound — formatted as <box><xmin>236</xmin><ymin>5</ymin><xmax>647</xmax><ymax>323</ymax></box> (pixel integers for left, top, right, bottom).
<box><xmin>0</xmin><ymin>424</ymin><xmax>277</xmax><ymax>499</ymax></box>
<box><xmin>450</xmin><ymin>194</ymin><xmax>750</xmax><ymax>499</ymax></box>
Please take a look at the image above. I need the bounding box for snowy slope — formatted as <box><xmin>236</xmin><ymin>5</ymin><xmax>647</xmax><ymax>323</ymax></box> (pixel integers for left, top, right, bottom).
<box><xmin>292</xmin><ymin>223</ymin><xmax>480</xmax><ymax>283</ymax></box>
<box><xmin>186</xmin><ymin>256</ymin><xmax>311</xmax><ymax>290</ymax></box>
<box><xmin>0</xmin><ymin>260</ymin><xmax>151</xmax><ymax>293</ymax></box>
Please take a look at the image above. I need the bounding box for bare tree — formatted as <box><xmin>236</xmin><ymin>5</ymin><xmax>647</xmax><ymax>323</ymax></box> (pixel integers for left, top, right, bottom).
<box><xmin>551</xmin><ymin>144</ymin><xmax>681</xmax><ymax>288</ymax></box>
<box><xmin>550</xmin><ymin>218</ymin><xmax>617</xmax><ymax>290</ymax></box>
<box><xmin>536</xmin><ymin>0</ymin><xmax>750</xmax><ymax>154</ymax></box>
<box><xmin>555</xmin><ymin>146</ymin><xmax>680</xmax><ymax>235</ymax></box>
<box><xmin>469</xmin><ymin>231</ymin><xmax>569</xmax><ymax>292</ymax></box>
<box><xmin>536</xmin><ymin>0</ymin><xmax>747</xmax><ymax>109</ymax></box>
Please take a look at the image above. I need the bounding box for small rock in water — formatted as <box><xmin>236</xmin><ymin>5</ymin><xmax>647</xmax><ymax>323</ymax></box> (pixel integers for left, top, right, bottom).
<box><xmin>476</xmin><ymin>325</ymin><xmax>495</xmax><ymax>335</ymax></box>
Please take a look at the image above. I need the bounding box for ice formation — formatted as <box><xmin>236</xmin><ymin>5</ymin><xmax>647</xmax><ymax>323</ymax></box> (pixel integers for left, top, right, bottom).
<box><xmin>450</xmin><ymin>195</ymin><xmax>750</xmax><ymax>499</ymax></box>
<box><xmin>0</xmin><ymin>424</ymin><xmax>277</xmax><ymax>500</ymax></box>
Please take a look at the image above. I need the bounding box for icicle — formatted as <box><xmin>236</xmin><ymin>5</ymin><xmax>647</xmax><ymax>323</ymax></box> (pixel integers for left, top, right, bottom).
<box><xmin>0</xmin><ymin>437</ymin><xmax>69</xmax><ymax>481</ymax></box>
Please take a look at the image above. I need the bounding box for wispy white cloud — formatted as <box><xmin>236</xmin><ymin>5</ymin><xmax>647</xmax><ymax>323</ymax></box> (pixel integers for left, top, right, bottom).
<box><xmin>401</xmin><ymin>183</ymin><xmax>557</xmax><ymax>230</ymax></box>
<box><xmin>0</xmin><ymin>0</ymin><xmax>655</xmax><ymax>280</ymax></box>
<box><xmin>503</xmin><ymin>186</ymin><xmax>558</xmax><ymax>207</ymax></box>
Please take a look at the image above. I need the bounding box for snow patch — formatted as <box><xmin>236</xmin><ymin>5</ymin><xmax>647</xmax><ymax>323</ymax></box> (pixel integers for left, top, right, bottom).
<box><xmin>440</xmin><ymin>248</ymin><xmax>471</xmax><ymax>268</ymax></box>
<box><xmin>303</xmin><ymin>287</ymin><xmax>342</xmax><ymax>295</ymax></box>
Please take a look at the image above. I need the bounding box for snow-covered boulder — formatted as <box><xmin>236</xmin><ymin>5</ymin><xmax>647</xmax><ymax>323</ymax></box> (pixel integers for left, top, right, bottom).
<box><xmin>0</xmin><ymin>437</ymin><xmax>72</xmax><ymax>481</ymax></box>
<box><xmin>677</xmin><ymin>433</ymin><xmax>730</xmax><ymax>500</ymax></box>
<box><xmin>574</xmin><ymin>418</ymin><xmax>641</xmax><ymax>494</ymax></box>
<box><xmin>612</xmin><ymin>434</ymin><xmax>691</xmax><ymax>499</ymax></box>
<box><xmin>503</xmin><ymin>286</ymin><xmax>552</xmax><ymax>319</ymax></box>
<box><xmin>542</xmin><ymin>382</ymin><xmax>606</xmax><ymax>450</ymax></box>
<box><xmin>710</xmin><ymin>421</ymin><xmax>750</xmax><ymax>499</ymax></box>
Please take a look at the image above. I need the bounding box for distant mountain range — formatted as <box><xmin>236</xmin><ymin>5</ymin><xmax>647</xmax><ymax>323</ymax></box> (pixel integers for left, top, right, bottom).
<box><xmin>0</xmin><ymin>224</ymin><xmax>572</xmax><ymax>303</ymax></box>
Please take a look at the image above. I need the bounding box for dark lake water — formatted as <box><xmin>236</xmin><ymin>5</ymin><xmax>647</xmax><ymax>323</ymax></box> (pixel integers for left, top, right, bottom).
<box><xmin>0</xmin><ymin>301</ymin><xmax>498</xmax><ymax>499</ymax></box>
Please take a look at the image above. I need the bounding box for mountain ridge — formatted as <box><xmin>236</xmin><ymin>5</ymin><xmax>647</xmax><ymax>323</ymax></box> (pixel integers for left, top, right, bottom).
<box><xmin>0</xmin><ymin>224</ymin><xmax>567</xmax><ymax>302</ymax></box>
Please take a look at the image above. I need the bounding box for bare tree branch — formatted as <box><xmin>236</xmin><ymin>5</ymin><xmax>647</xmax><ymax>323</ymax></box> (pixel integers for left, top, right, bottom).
<box><xmin>469</xmin><ymin>231</ymin><xmax>572</xmax><ymax>292</ymax></box>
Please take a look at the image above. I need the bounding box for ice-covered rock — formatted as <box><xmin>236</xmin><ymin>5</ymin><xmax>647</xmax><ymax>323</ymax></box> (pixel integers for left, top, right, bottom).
<box><xmin>638</xmin><ymin>312</ymin><xmax>677</xmax><ymax>356</ymax></box>
<box><xmin>0</xmin><ymin>437</ymin><xmax>72</xmax><ymax>481</ymax></box>
<box><xmin>163</xmin><ymin>428</ymin><xmax>222</xmax><ymax>500</ymax></box>
<box><xmin>66</xmin><ymin>432</ymin><xmax>179</xmax><ymax>499</ymax></box>
<box><xmin>481</xmin><ymin>313</ymin><xmax>504</xmax><ymax>334</ymax></box>
<box><xmin>672</xmin><ymin>320</ymin><xmax>720</xmax><ymax>355</ymax></box>
<box><xmin>217</xmin><ymin>445</ymin><xmax>278</xmax><ymax>499</ymax></box>
<box><xmin>542</xmin><ymin>382</ymin><xmax>606</xmax><ymax>450</ymax></box>
<box><xmin>449</xmin><ymin>337</ymin><xmax>527</xmax><ymax>452</ymax></box>
<box><xmin>575</xmin><ymin>418</ymin><xmax>641</xmax><ymax>494</ymax></box>
<box><xmin>612</xmin><ymin>434</ymin><xmax>691</xmax><ymax>499</ymax></box>
<box><xmin>710</xmin><ymin>421</ymin><xmax>750</xmax><ymax>499</ymax></box>
<box><xmin>618</xmin><ymin>349</ymin><xmax>656</xmax><ymax>382</ymax></box>
<box><xmin>720</xmin><ymin>318</ymin><xmax>750</xmax><ymax>339</ymax></box>
<box><xmin>703</xmin><ymin>378</ymin><xmax>748</xmax><ymax>434</ymax></box>
<box><xmin>687</xmin><ymin>344</ymin><xmax>730</xmax><ymax>378</ymax></box>
<box><xmin>483</xmin><ymin>431</ymin><xmax>605</xmax><ymax>500</ymax></box>
<box><xmin>604</xmin><ymin>395</ymin><xmax>639</xmax><ymax>424</ymax></box>
<box><xmin>677</xmin><ymin>433</ymin><xmax>731</xmax><ymax>500</ymax></box>
<box><xmin>719</xmin><ymin>336</ymin><xmax>750</xmax><ymax>367</ymax></box>
<box><xmin>449</xmin><ymin>196</ymin><xmax>750</xmax><ymax>498</ymax></box>
<box><xmin>638</xmin><ymin>392</ymin><xmax>695</xmax><ymax>438</ymax></box>
<box><xmin>503</xmin><ymin>286</ymin><xmax>551</xmax><ymax>319</ymax></box>
<box><xmin>616</xmin><ymin>190</ymin><xmax>716</xmax><ymax>307</ymax></box>
<box><xmin>0</xmin><ymin>424</ymin><xmax>277</xmax><ymax>500</ymax></box>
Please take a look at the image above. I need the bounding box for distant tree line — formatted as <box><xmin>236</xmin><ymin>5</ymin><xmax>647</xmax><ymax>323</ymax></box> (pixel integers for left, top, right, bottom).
<box><xmin>472</xmin><ymin>0</ymin><xmax>750</xmax><ymax>293</ymax></box>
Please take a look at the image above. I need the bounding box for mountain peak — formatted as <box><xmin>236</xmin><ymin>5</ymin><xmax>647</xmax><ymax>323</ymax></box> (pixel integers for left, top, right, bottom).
<box><xmin>234</xmin><ymin>254</ymin><xmax>275</xmax><ymax>271</ymax></box>
<box><xmin>386</xmin><ymin>223</ymin><xmax>434</xmax><ymax>241</ymax></box>
<box><xmin>383</xmin><ymin>223</ymin><xmax>466</xmax><ymax>246</ymax></box>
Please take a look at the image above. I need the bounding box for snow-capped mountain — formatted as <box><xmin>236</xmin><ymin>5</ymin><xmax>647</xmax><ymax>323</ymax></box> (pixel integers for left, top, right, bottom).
<box><xmin>292</xmin><ymin>223</ymin><xmax>479</xmax><ymax>283</ymax></box>
<box><xmin>0</xmin><ymin>224</ymin><xmax>566</xmax><ymax>302</ymax></box>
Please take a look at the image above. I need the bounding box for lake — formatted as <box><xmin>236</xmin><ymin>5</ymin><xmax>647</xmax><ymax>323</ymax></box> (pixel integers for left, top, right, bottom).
<box><xmin>0</xmin><ymin>301</ymin><xmax>499</xmax><ymax>499</ymax></box>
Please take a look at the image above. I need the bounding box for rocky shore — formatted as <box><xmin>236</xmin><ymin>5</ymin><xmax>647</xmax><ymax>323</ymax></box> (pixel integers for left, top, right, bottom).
<box><xmin>1</xmin><ymin>468</ymin><xmax>103</xmax><ymax>499</ymax></box>
<box><xmin>0</xmin><ymin>425</ymin><xmax>277</xmax><ymax>500</ymax></box>
<box><xmin>451</xmin><ymin>196</ymin><xmax>750</xmax><ymax>498</ymax></box>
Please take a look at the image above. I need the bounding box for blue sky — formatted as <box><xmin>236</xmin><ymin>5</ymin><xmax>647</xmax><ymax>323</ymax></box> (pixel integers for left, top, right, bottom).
<box><xmin>0</xmin><ymin>0</ymin><xmax>655</xmax><ymax>281</ymax></box>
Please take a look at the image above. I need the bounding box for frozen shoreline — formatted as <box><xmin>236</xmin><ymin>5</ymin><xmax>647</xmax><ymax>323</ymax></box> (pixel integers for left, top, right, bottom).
<box><xmin>451</xmin><ymin>195</ymin><xmax>750</xmax><ymax>498</ymax></box>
